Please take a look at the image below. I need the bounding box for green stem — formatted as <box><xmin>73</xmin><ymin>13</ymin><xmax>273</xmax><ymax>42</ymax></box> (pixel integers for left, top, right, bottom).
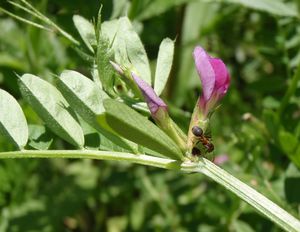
<box><xmin>0</xmin><ymin>7</ymin><xmax>52</xmax><ymax>32</ymax></box>
<box><xmin>197</xmin><ymin>158</ymin><xmax>300</xmax><ymax>232</ymax></box>
<box><xmin>0</xmin><ymin>150</ymin><xmax>180</xmax><ymax>169</ymax></box>
<box><xmin>158</xmin><ymin>118</ymin><xmax>187</xmax><ymax>153</ymax></box>
<box><xmin>279</xmin><ymin>63</ymin><xmax>300</xmax><ymax>116</ymax></box>
<box><xmin>0</xmin><ymin>150</ymin><xmax>300</xmax><ymax>232</ymax></box>
<box><xmin>6</xmin><ymin>0</ymin><xmax>80</xmax><ymax>45</ymax></box>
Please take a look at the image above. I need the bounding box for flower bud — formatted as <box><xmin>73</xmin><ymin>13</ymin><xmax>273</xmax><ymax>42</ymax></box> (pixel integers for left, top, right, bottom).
<box><xmin>131</xmin><ymin>72</ymin><xmax>168</xmax><ymax>121</ymax></box>
<box><xmin>193</xmin><ymin>46</ymin><xmax>230</xmax><ymax>117</ymax></box>
<box><xmin>131</xmin><ymin>72</ymin><xmax>187</xmax><ymax>152</ymax></box>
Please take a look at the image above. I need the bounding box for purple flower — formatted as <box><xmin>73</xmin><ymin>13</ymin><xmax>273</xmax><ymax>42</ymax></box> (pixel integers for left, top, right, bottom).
<box><xmin>109</xmin><ymin>61</ymin><xmax>168</xmax><ymax>117</ymax></box>
<box><xmin>110</xmin><ymin>61</ymin><xmax>187</xmax><ymax>152</ymax></box>
<box><xmin>131</xmin><ymin>72</ymin><xmax>187</xmax><ymax>152</ymax></box>
<box><xmin>131</xmin><ymin>72</ymin><xmax>168</xmax><ymax>118</ymax></box>
<box><xmin>193</xmin><ymin>46</ymin><xmax>230</xmax><ymax>117</ymax></box>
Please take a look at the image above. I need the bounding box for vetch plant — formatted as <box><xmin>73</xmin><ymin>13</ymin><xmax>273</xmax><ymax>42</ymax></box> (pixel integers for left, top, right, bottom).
<box><xmin>187</xmin><ymin>46</ymin><xmax>230</xmax><ymax>159</ymax></box>
<box><xmin>1</xmin><ymin>1</ymin><xmax>300</xmax><ymax>231</ymax></box>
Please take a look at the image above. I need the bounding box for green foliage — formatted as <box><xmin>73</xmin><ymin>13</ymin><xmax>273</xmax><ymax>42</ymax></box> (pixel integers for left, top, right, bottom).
<box><xmin>102</xmin><ymin>17</ymin><xmax>152</xmax><ymax>84</ymax></box>
<box><xmin>96</xmin><ymin>33</ymin><xmax>115</xmax><ymax>94</ymax></box>
<box><xmin>28</xmin><ymin>124</ymin><xmax>53</xmax><ymax>150</ymax></box>
<box><xmin>1</xmin><ymin>0</ymin><xmax>300</xmax><ymax>231</ymax></box>
<box><xmin>73</xmin><ymin>15</ymin><xmax>96</xmax><ymax>52</ymax></box>
<box><xmin>19</xmin><ymin>74</ymin><xmax>85</xmax><ymax>148</ymax></box>
<box><xmin>154</xmin><ymin>38</ymin><xmax>175</xmax><ymax>96</ymax></box>
<box><xmin>132</xmin><ymin>0</ymin><xmax>193</xmax><ymax>20</ymax></box>
<box><xmin>57</xmin><ymin>70</ymin><xmax>107</xmax><ymax>125</ymax></box>
<box><xmin>212</xmin><ymin>0</ymin><xmax>298</xmax><ymax>17</ymax></box>
<box><xmin>102</xmin><ymin>99</ymin><xmax>183</xmax><ymax>160</ymax></box>
<box><xmin>0</xmin><ymin>89</ymin><xmax>28</xmax><ymax>149</ymax></box>
<box><xmin>57</xmin><ymin>70</ymin><xmax>135</xmax><ymax>152</ymax></box>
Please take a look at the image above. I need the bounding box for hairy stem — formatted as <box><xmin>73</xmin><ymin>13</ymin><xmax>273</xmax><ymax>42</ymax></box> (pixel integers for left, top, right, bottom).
<box><xmin>0</xmin><ymin>150</ymin><xmax>299</xmax><ymax>232</ymax></box>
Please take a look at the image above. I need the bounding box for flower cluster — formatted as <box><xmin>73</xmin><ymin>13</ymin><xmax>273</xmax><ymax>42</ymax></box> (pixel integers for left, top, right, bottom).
<box><xmin>110</xmin><ymin>46</ymin><xmax>230</xmax><ymax>157</ymax></box>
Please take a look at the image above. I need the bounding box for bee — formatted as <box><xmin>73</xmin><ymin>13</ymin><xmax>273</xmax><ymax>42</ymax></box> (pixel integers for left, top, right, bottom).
<box><xmin>191</xmin><ymin>126</ymin><xmax>214</xmax><ymax>153</ymax></box>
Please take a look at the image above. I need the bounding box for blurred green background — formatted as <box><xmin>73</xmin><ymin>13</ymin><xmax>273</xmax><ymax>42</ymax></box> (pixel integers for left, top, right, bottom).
<box><xmin>1</xmin><ymin>0</ymin><xmax>300</xmax><ymax>231</ymax></box>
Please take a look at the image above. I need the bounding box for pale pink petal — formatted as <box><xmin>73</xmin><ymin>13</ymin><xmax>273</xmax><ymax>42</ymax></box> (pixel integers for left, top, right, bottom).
<box><xmin>110</xmin><ymin>61</ymin><xmax>124</xmax><ymax>75</ymax></box>
<box><xmin>193</xmin><ymin>46</ymin><xmax>215</xmax><ymax>101</ymax></box>
<box><xmin>213</xmin><ymin>154</ymin><xmax>229</xmax><ymax>165</ymax></box>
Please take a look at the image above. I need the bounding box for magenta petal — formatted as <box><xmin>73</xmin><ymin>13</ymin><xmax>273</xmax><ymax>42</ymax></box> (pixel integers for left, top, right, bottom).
<box><xmin>131</xmin><ymin>72</ymin><xmax>167</xmax><ymax>114</ymax></box>
<box><xmin>193</xmin><ymin>46</ymin><xmax>215</xmax><ymax>101</ymax></box>
<box><xmin>193</xmin><ymin>46</ymin><xmax>230</xmax><ymax>117</ymax></box>
<box><xmin>209</xmin><ymin>58</ymin><xmax>230</xmax><ymax>97</ymax></box>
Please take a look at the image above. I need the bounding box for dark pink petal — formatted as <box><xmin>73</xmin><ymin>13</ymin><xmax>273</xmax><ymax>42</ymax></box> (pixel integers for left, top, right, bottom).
<box><xmin>209</xmin><ymin>58</ymin><xmax>230</xmax><ymax>97</ymax></box>
<box><xmin>193</xmin><ymin>46</ymin><xmax>230</xmax><ymax>118</ymax></box>
<box><xmin>131</xmin><ymin>72</ymin><xmax>167</xmax><ymax>115</ymax></box>
<box><xmin>193</xmin><ymin>46</ymin><xmax>215</xmax><ymax>101</ymax></box>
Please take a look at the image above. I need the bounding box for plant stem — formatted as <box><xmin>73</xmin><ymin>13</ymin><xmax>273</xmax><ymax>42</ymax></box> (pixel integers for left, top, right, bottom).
<box><xmin>0</xmin><ymin>7</ymin><xmax>52</xmax><ymax>32</ymax></box>
<box><xmin>0</xmin><ymin>150</ymin><xmax>181</xmax><ymax>169</ymax></box>
<box><xmin>5</xmin><ymin>0</ymin><xmax>80</xmax><ymax>45</ymax></box>
<box><xmin>0</xmin><ymin>150</ymin><xmax>300</xmax><ymax>232</ymax></box>
<box><xmin>279</xmin><ymin>63</ymin><xmax>300</xmax><ymax>116</ymax></box>
<box><xmin>196</xmin><ymin>158</ymin><xmax>300</xmax><ymax>232</ymax></box>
